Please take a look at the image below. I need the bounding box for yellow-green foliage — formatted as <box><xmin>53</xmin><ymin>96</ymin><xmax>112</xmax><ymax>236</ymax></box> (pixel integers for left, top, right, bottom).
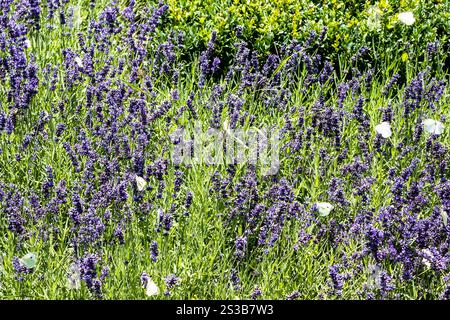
<box><xmin>159</xmin><ymin>0</ymin><xmax>449</xmax><ymax>60</ymax></box>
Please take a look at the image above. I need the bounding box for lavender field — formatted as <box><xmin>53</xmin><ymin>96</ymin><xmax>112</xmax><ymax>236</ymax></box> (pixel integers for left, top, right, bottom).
<box><xmin>1</xmin><ymin>0</ymin><xmax>450</xmax><ymax>299</ymax></box>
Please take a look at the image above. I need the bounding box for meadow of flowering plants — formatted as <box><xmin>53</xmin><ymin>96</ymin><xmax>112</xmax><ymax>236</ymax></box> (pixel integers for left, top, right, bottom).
<box><xmin>0</xmin><ymin>0</ymin><xmax>450</xmax><ymax>301</ymax></box>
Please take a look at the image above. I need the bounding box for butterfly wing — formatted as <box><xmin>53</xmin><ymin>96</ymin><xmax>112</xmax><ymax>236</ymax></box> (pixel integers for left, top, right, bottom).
<box><xmin>136</xmin><ymin>176</ymin><xmax>147</xmax><ymax>191</ymax></box>
<box><xmin>441</xmin><ymin>210</ymin><xmax>448</xmax><ymax>227</ymax></box>
<box><xmin>20</xmin><ymin>253</ymin><xmax>37</xmax><ymax>269</ymax></box>
<box><xmin>375</xmin><ymin>122</ymin><xmax>392</xmax><ymax>138</ymax></box>
<box><xmin>146</xmin><ymin>279</ymin><xmax>159</xmax><ymax>296</ymax></box>
<box><xmin>435</xmin><ymin>121</ymin><xmax>444</xmax><ymax>135</ymax></box>
<box><xmin>423</xmin><ymin>119</ymin><xmax>436</xmax><ymax>134</ymax></box>
<box><xmin>317</xmin><ymin>202</ymin><xmax>333</xmax><ymax>216</ymax></box>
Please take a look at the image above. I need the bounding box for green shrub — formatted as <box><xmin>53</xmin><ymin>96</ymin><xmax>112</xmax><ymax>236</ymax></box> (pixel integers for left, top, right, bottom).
<box><xmin>155</xmin><ymin>0</ymin><xmax>449</xmax><ymax>64</ymax></box>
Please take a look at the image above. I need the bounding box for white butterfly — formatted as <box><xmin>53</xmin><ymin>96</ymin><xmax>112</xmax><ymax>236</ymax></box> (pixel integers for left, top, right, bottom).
<box><xmin>367</xmin><ymin>264</ymin><xmax>381</xmax><ymax>290</ymax></box>
<box><xmin>366</xmin><ymin>5</ymin><xmax>382</xmax><ymax>31</ymax></box>
<box><xmin>441</xmin><ymin>210</ymin><xmax>448</xmax><ymax>227</ymax></box>
<box><xmin>398</xmin><ymin>12</ymin><xmax>415</xmax><ymax>26</ymax></box>
<box><xmin>71</xmin><ymin>5</ymin><xmax>83</xmax><ymax>29</ymax></box>
<box><xmin>74</xmin><ymin>57</ymin><xmax>83</xmax><ymax>68</ymax></box>
<box><xmin>422</xmin><ymin>119</ymin><xmax>444</xmax><ymax>135</ymax></box>
<box><xmin>20</xmin><ymin>253</ymin><xmax>37</xmax><ymax>269</ymax></box>
<box><xmin>146</xmin><ymin>278</ymin><xmax>159</xmax><ymax>296</ymax></box>
<box><xmin>67</xmin><ymin>262</ymin><xmax>81</xmax><ymax>290</ymax></box>
<box><xmin>375</xmin><ymin>121</ymin><xmax>392</xmax><ymax>138</ymax></box>
<box><xmin>135</xmin><ymin>176</ymin><xmax>147</xmax><ymax>191</ymax></box>
<box><xmin>316</xmin><ymin>202</ymin><xmax>334</xmax><ymax>217</ymax></box>
<box><xmin>421</xmin><ymin>249</ymin><xmax>432</xmax><ymax>268</ymax></box>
